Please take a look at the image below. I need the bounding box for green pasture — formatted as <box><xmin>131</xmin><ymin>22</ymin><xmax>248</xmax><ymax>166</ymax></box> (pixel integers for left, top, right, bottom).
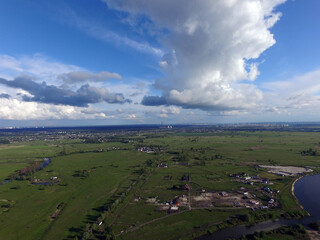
<box><xmin>0</xmin><ymin>148</ymin><xmax>149</xmax><ymax>240</ymax></box>
<box><xmin>0</xmin><ymin>130</ymin><xmax>320</xmax><ymax>239</ymax></box>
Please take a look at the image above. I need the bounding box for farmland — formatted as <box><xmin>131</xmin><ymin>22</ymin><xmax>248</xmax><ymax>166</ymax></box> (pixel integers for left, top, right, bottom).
<box><xmin>0</xmin><ymin>125</ymin><xmax>320</xmax><ymax>239</ymax></box>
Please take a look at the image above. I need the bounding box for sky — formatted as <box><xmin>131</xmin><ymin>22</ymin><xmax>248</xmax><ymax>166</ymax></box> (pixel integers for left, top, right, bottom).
<box><xmin>0</xmin><ymin>0</ymin><xmax>319</xmax><ymax>127</ymax></box>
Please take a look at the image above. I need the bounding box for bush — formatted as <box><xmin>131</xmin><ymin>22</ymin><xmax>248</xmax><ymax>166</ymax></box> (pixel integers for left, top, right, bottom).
<box><xmin>309</xmin><ymin>221</ymin><xmax>320</xmax><ymax>230</ymax></box>
<box><xmin>0</xmin><ymin>139</ymin><xmax>10</xmax><ymax>144</ymax></box>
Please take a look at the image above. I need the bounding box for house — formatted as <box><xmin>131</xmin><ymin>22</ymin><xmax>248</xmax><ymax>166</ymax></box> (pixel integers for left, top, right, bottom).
<box><xmin>221</xmin><ymin>192</ymin><xmax>228</xmax><ymax>196</ymax></box>
<box><xmin>263</xmin><ymin>187</ymin><xmax>271</xmax><ymax>192</ymax></box>
<box><xmin>249</xmin><ymin>200</ymin><xmax>259</xmax><ymax>205</ymax></box>
<box><xmin>181</xmin><ymin>184</ymin><xmax>190</xmax><ymax>190</ymax></box>
<box><xmin>138</xmin><ymin>146</ymin><xmax>155</xmax><ymax>153</ymax></box>
<box><xmin>157</xmin><ymin>205</ymin><xmax>170</xmax><ymax>211</ymax></box>
<box><xmin>251</xmin><ymin>175</ymin><xmax>260</xmax><ymax>180</ymax></box>
<box><xmin>263</xmin><ymin>179</ymin><xmax>270</xmax><ymax>184</ymax></box>
<box><xmin>178</xmin><ymin>195</ymin><xmax>188</xmax><ymax>204</ymax></box>
<box><xmin>145</xmin><ymin>197</ymin><xmax>158</xmax><ymax>204</ymax></box>
<box><xmin>170</xmin><ymin>206</ymin><xmax>179</xmax><ymax>211</ymax></box>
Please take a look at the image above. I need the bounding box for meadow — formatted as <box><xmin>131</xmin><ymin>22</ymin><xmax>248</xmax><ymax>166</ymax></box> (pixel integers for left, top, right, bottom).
<box><xmin>0</xmin><ymin>129</ymin><xmax>319</xmax><ymax>239</ymax></box>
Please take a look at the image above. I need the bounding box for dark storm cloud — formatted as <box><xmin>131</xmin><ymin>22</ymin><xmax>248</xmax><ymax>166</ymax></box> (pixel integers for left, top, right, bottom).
<box><xmin>0</xmin><ymin>77</ymin><xmax>131</xmax><ymax>107</ymax></box>
<box><xmin>141</xmin><ymin>94</ymin><xmax>234</xmax><ymax>111</ymax></box>
<box><xmin>141</xmin><ymin>95</ymin><xmax>167</xmax><ymax>106</ymax></box>
<box><xmin>58</xmin><ymin>71</ymin><xmax>122</xmax><ymax>84</ymax></box>
<box><xmin>0</xmin><ymin>93</ymin><xmax>10</xmax><ymax>99</ymax></box>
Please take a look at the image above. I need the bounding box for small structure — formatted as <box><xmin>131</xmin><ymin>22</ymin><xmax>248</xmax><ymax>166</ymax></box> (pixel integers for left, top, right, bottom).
<box><xmin>220</xmin><ymin>192</ymin><xmax>228</xmax><ymax>197</ymax></box>
<box><xmin>145</xmin><ymin>197</ymin><xmax>158</xmax><ymax>204</ymax></box>
<box><xmin>170</xmin><ymin>206</ymin><xmax>179</xmax><ymax>212</ymax></box>
<box><xmin>268</xmin><ymin>198</ymin><xmax>275</xmax><ymax>204</ymax></box>
<box><xmin>263</xmin><ymin>179</ymin><xmax>270</xmax><ymax>184</ymax></box>
<box><xmin>138</xmin><ymin>147</ymin><xmax>155</xmax><ymax>153</ymax></box>
<box><xmin>133</xmin><ymin>197</ymin><xmax>140</xmax><ymax>202</ymax></box>
<box><xmin>249</xmin><ymin>200</ymin><xmax>260</xmax><ymax>205</ymax></box>
<box><xmin>157</xmin><ymin>205</ymin><xmax>170</xmax><ymax>211</ymax></box>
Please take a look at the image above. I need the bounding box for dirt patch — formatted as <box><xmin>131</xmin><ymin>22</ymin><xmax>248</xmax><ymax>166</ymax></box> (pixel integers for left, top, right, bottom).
<box><xmin>247</xmin><ymin>146</ymin><xmax>263</xmax><ymax>151</ymax></box>
<box><xmin>259</xmin><ymin>165</ymin><xmax>313</xmax><ymax>176</ymax></box>
<box><xmin>192</xmin><ymin>192</ymin><xmax>261</xmax><ymax>208</ymax></box>
<box><xmin>156</xmin><ymin>205</ymin><xmax>170</xmax><ymax>211</ymax></box>
<box><xmin>0</xmin><ymin>199</ymin><xmax>15</xmax><ymax>214</ymax></box>
<box><xmin>0</xmin><ymin>145</ymin><xmax>25</xmax><ymax>150</ymax></box>
<box><xmin>307</xmin><ymin>229</ymin><xmax>320</xmax><ymax>240</ymax></box>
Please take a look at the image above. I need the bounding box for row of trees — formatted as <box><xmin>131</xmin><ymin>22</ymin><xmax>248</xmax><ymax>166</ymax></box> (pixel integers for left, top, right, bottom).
<box><xmin>300</xmin><ymin>148</ymin><xmax>317</xmax><ymax>156</ymax></box>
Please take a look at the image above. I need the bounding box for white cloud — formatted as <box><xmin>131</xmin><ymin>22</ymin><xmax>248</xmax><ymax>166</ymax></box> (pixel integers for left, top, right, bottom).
<box><xmin>0</xmin><ymin>54</ymin><xmax>82</xmax><ymax>84</ymax></box>
<box><xmin>105</xmin><ymin>0</ymin><xmax>286</xmax><ymax>111</ymax></box>
<box><xmin>158</xmin><ymin>61</ymin><xmax>168</xmax><ymax>68</ymax></box>
<box><xmin>248</xmin><ymin>63</ymin><xmax>260</xmax><ymax>81</ymax></box>
<box><xmin>159</xmin><ymin>113</ymin><xmax>168</xmax><ymax>118</ymax></box>
<box><xmin>127</xmin><ymin>114</ymin><xmax>137</xmax><ymax>119</ymax></box>
<box><xmin>0</xmin><ymin>98</ymin><xmax>108</xmax><ymax>120</ymax></box>
<box><xmin>0</xmin><ymin>54</ymin><xmax>137</xmax><ymax>120</ymax></box>
<box><xmin>161</xmin><ymin>106</ymin><xmax>180</xmax><ymax>115</ymax></box>
<box><xmin>262</xmin><ymin>69</ymin><xmax>320</xmax><ymax>113</ymax></box>
<box><xmin>0</xmin><ymin>54</ymin><xmax>150</xmax><ymax>104</ymax></box>
<box><xmin>159</xmin><ymin>106</ymin><xmax>181</xmax><ymax>118</ymax></box>
<box><xmin>208</xmin><ymin>110</ymin><xmax>249</xmax><ymax>116</ymax></box>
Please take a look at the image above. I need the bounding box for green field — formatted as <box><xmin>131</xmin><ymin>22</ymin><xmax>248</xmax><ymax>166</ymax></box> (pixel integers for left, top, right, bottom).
<box><xmin>0</xmin><ymin>130</ymin><xmax>319</xmax><ymax>239</ymax></box>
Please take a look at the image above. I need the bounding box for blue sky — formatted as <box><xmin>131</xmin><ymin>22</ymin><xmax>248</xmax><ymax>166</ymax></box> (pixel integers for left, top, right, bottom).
<box><xmin>0</xmin><ymin>0</ymin><xmax>319</xmax><ymax>127</ymax></box>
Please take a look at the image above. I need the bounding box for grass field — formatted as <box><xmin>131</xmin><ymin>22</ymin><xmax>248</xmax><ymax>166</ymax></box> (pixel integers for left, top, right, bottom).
<box><xmin>0</xmin><ymin>130</ymin><xmax>319</xmax><ymax>239</ymax></box>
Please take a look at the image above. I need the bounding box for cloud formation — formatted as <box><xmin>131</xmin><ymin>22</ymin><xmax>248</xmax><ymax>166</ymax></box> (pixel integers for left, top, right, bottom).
<box><xmin>141</xmin><ymin>95</ymin><xmax>167</xmax><ymax>106</ymax></box>
<box><xmin>262</xmin><ymin>69</ymin><xmax>320</xmax><ymax>113</ymax></box>
<box><xmin>159</xmin><ymin>106</ymin><xmax>181</xmax><ymax>118</ymax></box>
<box><xmin>0</xmin><ymin>98</ymin><xmax>108</xmax><ymax>120</ymax></box>
<box><xmin>0</xmin><ymin>54</ymin><xmax>153</xmax><ymax>122</ymax></box>
<box><xmin>0</xmin><ymin>54</ymin><xmax>81</xmax><ymax>81</ymax></box>
<box><xmin>105</xmin><ymin>0</ymin><xmax>286</xmax><ymax>111</ymax></box>
<box><xmin>58</xmin><ymin>8</ymin><xmax>163</xmax><ymax>56</ymax></box>
<box><xmin>58</xmin><ymin>71</ymin><xmax>122</xmax><ymax>84</ymax></box>
<box><xmin>0</xmin><ymin>77</ymin><xmax>131</xmax><ymax>107</ymax></box>
<box><xmin>0</xmin><ymin>93</ymin><xmax>10</xmax><ymax>99</ymax></box>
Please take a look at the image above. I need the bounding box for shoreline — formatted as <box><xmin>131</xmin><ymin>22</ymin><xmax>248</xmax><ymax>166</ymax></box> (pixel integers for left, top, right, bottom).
<box><xmin>291</xmin><ymin>174</ymin><xmax>312</xmax><ymax>216</ymax></box>
<box><xmin>291</xmin><ymin>176</ymin><xmax>302</xmax><ymax>197</ymax></box>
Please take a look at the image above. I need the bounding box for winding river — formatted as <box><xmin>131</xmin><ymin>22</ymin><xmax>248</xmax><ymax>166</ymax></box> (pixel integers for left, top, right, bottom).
<box><xmin>198</xmin><ymin>174</ymin><xmax>320</xmax><ymax>240</ymax></box>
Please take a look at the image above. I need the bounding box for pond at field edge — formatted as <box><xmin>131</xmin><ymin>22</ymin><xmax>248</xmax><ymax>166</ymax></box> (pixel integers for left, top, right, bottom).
<box><xmin>294</xmin><ymin>174</ymin><xmax>320</xmax><ymax>219</ymax></box>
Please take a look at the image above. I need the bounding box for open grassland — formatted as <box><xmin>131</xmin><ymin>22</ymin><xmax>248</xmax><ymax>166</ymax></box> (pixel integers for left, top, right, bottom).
<box><xmin>121</xmin><ymin>209</ymin><xmax>247</xmax><ymax>240</ymax></box>
<box><xmin>0</xmin><ymin>130</ymin><xmax>320</xmax><ymax>239</ymax></box>
<box><xmin>0</xmin><ymin>146</ymin><xmax>149</xmax><ymax>240</ymax></box>
<box><xmin>0</xmin><ymin>162</ymin><xmax>29</xmax><ymax>180</ymax></box>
